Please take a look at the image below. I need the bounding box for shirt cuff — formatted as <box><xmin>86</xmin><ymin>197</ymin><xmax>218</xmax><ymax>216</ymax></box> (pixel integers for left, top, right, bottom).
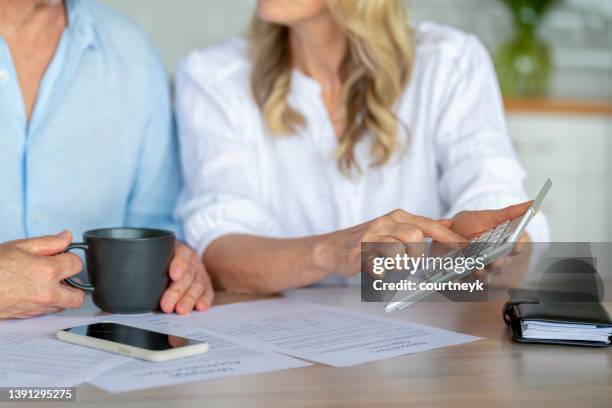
<box><xmin>182</xmin><ymin>200</ymin><xmax>280</xmax><ymax>257</ymax></box>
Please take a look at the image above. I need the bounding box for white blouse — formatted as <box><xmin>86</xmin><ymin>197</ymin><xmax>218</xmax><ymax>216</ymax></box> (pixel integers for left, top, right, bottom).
<box><xmin>174</xmin><ymin>21</ymin><xmax>549</xmax><ymax>266</ymax></box>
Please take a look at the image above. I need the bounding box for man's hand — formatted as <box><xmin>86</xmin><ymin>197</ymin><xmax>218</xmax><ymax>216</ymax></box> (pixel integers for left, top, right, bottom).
<box><xmin>450</xmin><ymin>201</ymin><xmax>532</xmax><ymax>281</ymax></box>
<box><xmin>160</xmin><ymin>242</ymin><xmax>214</xmax><ymax>315</ymax></box>
<box><xmin>0</xmin><ymin>231</ymin><xmax>85</xmax><ymax>319</ymax></box>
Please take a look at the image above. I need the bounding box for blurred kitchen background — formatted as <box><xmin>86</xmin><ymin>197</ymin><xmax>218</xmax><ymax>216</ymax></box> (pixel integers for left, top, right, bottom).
<box><xmin>101</xmin><ymin>0</ymin><xmax>612</xmax><ymax>242</ymax></box>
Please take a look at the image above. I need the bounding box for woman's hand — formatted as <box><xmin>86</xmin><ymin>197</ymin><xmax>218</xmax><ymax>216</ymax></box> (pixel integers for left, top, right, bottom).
<box><xmin>160</xmin><ymin>242</ymin><xmax>214</xmax><ymax>315</ymax></box>
<box><xmin>450</xmin><ymin>202</ymin><xmax>533</xmax><ymax>283</ymax></box>
<box><xmin>313</xmin><ymin>209</ymin><xmax>467</xmax><ymax>278</ymax></box>
<box><xmin>449</xmin><ymin>202</ymin><xmax>532</xmax><ymax>240</ymax></box>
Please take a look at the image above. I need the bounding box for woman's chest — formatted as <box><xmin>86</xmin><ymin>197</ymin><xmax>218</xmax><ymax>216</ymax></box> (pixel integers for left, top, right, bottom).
<box><xmin>253</xmin><ymin>129</ymin><xmax>444</xmax><ymax>236</ymax></box>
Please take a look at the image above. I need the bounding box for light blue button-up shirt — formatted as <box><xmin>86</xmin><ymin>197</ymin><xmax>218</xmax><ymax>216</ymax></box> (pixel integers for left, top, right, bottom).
<box><xmin>0</xmin><ymin>0</ymin><xmax>181</xmax><ymax>242</ymax></box>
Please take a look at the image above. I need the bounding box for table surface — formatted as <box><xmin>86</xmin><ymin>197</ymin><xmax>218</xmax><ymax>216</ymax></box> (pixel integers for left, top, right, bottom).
<box><xmin>17</xmin><ymin>287</ymin><xmax>612</xmax><ymax>408</ymax></box>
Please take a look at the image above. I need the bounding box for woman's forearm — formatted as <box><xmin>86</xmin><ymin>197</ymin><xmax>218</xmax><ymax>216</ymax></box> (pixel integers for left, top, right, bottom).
<box><xmin>203</xmin><ymin>234</ymin><xmax>332</xmax><ymax>295</ymax></box>
<box><xmin>203</xmin><ymin>210</ymin><xmax>469</xmax><ymax>295</ymax></box>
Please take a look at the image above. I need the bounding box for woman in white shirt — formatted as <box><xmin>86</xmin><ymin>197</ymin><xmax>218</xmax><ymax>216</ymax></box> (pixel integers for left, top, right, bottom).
<box><xmin>175</xmin><ymin>0</ymin><xmax>548</xmax><ymax>294</ymax></box>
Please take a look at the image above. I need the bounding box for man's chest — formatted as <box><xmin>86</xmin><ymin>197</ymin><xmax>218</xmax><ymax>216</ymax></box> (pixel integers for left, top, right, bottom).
<box><xmin>3</xmin><ymin>24</ymin><xmax>64</xmax><ymax>120</ymax></box>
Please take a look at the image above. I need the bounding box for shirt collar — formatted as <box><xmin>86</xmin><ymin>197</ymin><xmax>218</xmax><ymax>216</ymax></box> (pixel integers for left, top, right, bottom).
<box><xmin>65</xmin><ymin>0</ymin><xmax>95</xmax><ymax>50</ymax></box>
<box><xmin>291</xmin><ymin>69</ymin><xmax>322</xmax><ymax>96</ymax></box>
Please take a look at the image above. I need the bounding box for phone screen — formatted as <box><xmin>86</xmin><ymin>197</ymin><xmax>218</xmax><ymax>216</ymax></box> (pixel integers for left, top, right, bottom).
<box><xmin>62</xmin><ymin>322</ymin><xmax>203</xmax><ymax>351</ymax></box>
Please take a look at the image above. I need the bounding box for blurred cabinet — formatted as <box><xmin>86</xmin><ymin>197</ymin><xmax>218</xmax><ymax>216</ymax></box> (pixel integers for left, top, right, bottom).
<box><xmin>507</xmin><ymin>113</ymin><xmax>612</xmax><ymax>242</ymax></box>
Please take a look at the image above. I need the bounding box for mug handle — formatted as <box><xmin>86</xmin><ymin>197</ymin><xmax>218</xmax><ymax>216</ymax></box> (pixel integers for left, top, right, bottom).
<box><xmin>63</xmin><ymin>243</ymin><xmax>95</xmax><ymax>292</ymax></box>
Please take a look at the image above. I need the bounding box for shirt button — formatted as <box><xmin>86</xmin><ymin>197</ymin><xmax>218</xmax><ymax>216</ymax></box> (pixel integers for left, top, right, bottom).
<box><xmin>0</xmin><ymin>69</ymin><xmax>8</xmax><ymax>82</ymax></box>
<box><xmin>32</xmin><ymin>213</ymin><xmax>40</xmax><ymax>221</ymax></box>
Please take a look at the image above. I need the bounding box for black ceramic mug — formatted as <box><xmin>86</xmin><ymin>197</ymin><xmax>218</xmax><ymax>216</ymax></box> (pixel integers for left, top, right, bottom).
<box><xmin>64</xmin><ymin>228</ymin><xmax>175</xmax><ymax>313</ymax></box>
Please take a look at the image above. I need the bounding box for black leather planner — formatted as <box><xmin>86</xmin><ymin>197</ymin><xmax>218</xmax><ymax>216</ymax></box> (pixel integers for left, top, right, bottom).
<box><xmin>503</xmin><ymin>288</ymin><xmax>612</xmax><ymax>347</ymax></box>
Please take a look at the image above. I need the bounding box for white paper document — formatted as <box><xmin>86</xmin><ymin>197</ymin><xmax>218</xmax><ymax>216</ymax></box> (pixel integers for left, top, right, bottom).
<box><xmin>89</xmin><ymin>327</ymin><xmax>310</xmax><ymax>393</ymax></box>
<box><xmin>0</xmin><ymin>298</ymin><xmax>479</xmax><ymax>391</ymax></box>
<box><xmin>165</xmin><ymin>299</ymin><xmax>481</xmax><ymax>367</ymax></box>
<box><xmin>0</xmin><ymin>330</ymin><xmax>129</xmax><ymax>387</ymax></box>
<box><xmin>0</xmin><ymin>314</ymin><xmax>107</xmax><ymax>334</ymax></box>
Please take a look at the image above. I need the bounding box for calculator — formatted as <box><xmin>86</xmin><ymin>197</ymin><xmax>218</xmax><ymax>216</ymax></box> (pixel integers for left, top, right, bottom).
<box><xmin>385</xmin><ymin>178</ymin><xmax>552</xmax><ymax>313</ymax></box>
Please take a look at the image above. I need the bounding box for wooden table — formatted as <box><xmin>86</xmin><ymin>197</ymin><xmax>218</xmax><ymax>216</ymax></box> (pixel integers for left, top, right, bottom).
<box><xmin>24</xmin><ymin>287</ymin><xmax>612</xmax><ymax>408</ymax></box>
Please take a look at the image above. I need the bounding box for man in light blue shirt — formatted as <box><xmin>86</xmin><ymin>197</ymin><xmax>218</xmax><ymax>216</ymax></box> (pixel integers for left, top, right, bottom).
<box><xmin>0</xmin><ymin>0</ymin><xmax>213</xmax><ymax>318</ymax></box>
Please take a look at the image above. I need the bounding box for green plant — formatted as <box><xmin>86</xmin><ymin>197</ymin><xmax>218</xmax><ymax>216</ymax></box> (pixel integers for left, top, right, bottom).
<box><xmin>494</xmin><ymin>0</ymin><xmax>561</xmax><ymax>97</ymax></box>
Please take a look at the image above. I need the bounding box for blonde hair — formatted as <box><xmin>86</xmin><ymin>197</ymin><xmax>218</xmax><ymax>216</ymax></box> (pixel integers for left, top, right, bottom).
<box><xmin>249</xmin><ymin>0</ymin><xmax>414</xmax><ymax>174</ymax></box>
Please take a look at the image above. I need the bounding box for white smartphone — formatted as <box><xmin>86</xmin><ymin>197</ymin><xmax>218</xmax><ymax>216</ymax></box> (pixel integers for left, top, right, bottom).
<box><xmin>56</xmin><ymin>322</ymin><xmax>209</xmax><ymax>362</ymax></box>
